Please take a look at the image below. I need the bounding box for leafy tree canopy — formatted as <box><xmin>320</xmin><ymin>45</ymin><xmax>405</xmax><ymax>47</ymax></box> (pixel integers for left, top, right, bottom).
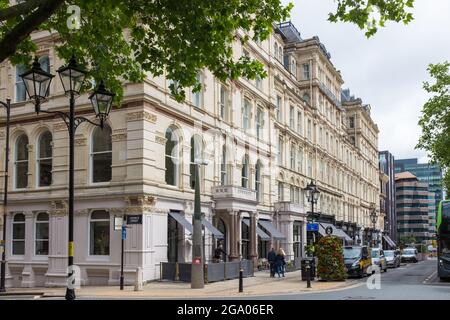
<box><xmin>0</xmin><ymin>0</ymin><xmax>415</xmax><ymax>102</ymax></box>
<box><xmin>417</xmin><ymin>62</ymin><xmax>450</xmax><ymax>193</ymax></box>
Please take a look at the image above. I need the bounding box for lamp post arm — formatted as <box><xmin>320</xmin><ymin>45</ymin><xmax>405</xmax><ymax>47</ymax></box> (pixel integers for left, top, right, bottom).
<box><xmin>36</xmin><ymin>109</ymin><xmax>103</xmax><ymax>131</ymax></box>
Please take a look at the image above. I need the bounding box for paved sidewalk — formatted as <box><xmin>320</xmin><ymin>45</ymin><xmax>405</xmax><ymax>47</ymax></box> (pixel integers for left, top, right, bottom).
<box><xmin>1</xmin><ymin>270</ymin><xmax>362</xmax><ymax>299</ymax></box>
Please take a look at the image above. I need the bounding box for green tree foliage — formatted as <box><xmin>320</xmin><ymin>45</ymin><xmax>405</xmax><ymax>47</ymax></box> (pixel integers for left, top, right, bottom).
<box><xmin>315</xmin><ymin>236</ymin><xmax>347</xmax><ymax>281</ymax></box>
<box><xmin>0</xmin><ymin>0</ymin><xmax>416</xmax><ymax>103</ymax></box>
<box><xmin>417</xmin><ymin>62</ymin><xmax>450</xmax><ymax>193</ymax></box>
<box><xmin>328</xmin><ymin>0</ymin><xmax>415</xmax><ymax>37</ymax></box>
<box><xmin>399</xmin><ymin>235</ymin><xmax>417</xmax><ymax>248</ymax></box>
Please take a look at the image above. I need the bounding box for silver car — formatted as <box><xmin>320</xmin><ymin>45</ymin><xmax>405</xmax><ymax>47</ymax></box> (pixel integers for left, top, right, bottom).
<box><xmin>384</xmin><ymin>250</ymin><xmax>401</xmax><ymax>268</ymax></box>
<box><xmin>401</xmin><ymin>248</ymin><xmax>419</xmax><ymax>263</ymax></box>
<box><xmin>371</xmin><ymin>248</ymin><xmax>388</xmax><ymax>272</ymax></box>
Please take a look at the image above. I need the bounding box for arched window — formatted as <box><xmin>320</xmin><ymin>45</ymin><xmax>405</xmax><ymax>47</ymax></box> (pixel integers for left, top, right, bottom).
<box><xmin>12</xmin><ymin>213</ymin><xmax>25</xmax><ymax>255</ymax></box>
<box><xmin>91</xmin><ymin>125</ymin><xmax>112</xmax><ymax>183</ymax></box>
<box><xmin>278</xmin><ymin>181</ymin><xmax>284</xmax><ymax>202</ymax></box>
<box><xmin>190</xmin><ymin>135</ymin><xmax>202</xmax><ymax>189</ymax></box>
<box><xmin>165</xmin><ymin>127</ymin><xmax>180</xmax><ymax>186</ymax></box>
<box><xmin>35</xmin><ymin>212</ymin><xmax>49</xmax><ymax>255</ymax></box>
<box><xmin>256</xmin><ymin>107</ymin><xmax>263</xmax><ymax>139</ymax></box>
<box><xmin>255</xmin><ymin>161</ymin><xmax>262</xmax><ymax>202</ymax></box>
<box><xmin>220</xmin><ymin>144</ymin><xmax>228</xmax><ymax>186</ymax></box>
<box><xmin>15</xmin><ymin>64</ymin><xmax>26</xmax><ymax>102</ymax></box>
<box><xmin>241</xmin><ymin>155</ymin><xmax>249</xmax><ymax>188</ymax></box>
<box><xmin>89</xmin><ymin>210</ymin><xmax>110</xmax><ymax>255</ymax></box>
<box><xmin>15</xmin><ymin>134</ymin><xmax>29</xmax><ymax>189</ymax></box>
<box><xmin>38</xmin><ymin>55</ymin><xmax>50</xmax><ymax>96</ymax></box>
<box><xmin>37</xmin><ymin>131</ymin><xmax>52</xmax><ymax>187</ymax></box>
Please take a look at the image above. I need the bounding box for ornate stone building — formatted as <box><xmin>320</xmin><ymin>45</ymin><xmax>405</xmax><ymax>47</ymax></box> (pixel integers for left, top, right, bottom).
<box><xmin>0</xmin><ymin>22</ymin><xmax>381</xmax><ymax>287</ymax></box>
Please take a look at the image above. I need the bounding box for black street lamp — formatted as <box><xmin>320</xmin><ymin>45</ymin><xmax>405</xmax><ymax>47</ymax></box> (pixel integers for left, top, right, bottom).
<box><xmin>21</xmin><ymin>55</ymin><xmax>114</xmax><ymax>301</ymax></box>
<box><xmin>0</xmin><ymin>98</ymin><xmax>10</xmax><ymax>293</ymax></box>
<box><xmin>304</xmin><ymin>180</ymin><xmax>320</xmax><ymax>255</ymax></box>
<box><xmin>370</xmin><ymin>204</ymin><xmax>378</xmax><ymax>248</ymax></box>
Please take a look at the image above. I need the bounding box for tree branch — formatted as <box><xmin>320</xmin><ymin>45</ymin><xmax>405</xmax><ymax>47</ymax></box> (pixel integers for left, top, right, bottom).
<box><xmin>0</xmin><ymin>0</ymin><xmax>49</xmax><ymax>22</ymax></box>
<box><xmin>0</xmin><ymin>0</ymin><xmax>64</xmax><ymax>64</ymax></box>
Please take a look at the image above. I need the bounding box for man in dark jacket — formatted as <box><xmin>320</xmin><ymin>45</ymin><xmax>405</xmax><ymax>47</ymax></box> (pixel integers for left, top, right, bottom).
<box><xmin>267</xmin><ymin>248</ymin><xmax>277</xmax><ymax>277</ymax></box>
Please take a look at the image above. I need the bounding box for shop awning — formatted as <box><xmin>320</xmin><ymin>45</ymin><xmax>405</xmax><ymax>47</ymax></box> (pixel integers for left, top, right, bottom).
<box><xmin>168</xmin><ymin>211</ymin><xmax>193</xmax><ymax>234</ymax></box>
<box><xmin>202</xmin><ymin>218</ymin><xmax>224</xmax><ymax>239</ymax></box>
<box><xmin>258</xmin><ymin>220</ymin><xmax>286</xmax><ymax>240</ymax></box>
<box><xmin>243</xmin><ymin>219</ymin><xmax>270</xmax><ymax>241</ymax></box>
<box><xmin>319</xmin><ymin>222</ymin><xmax>352</xmax><ymax>241</ymax></box>
<box><xmin>383</xmin><ymin>235</ymin><xmax>396</xmax><ymax>248</ymax></box>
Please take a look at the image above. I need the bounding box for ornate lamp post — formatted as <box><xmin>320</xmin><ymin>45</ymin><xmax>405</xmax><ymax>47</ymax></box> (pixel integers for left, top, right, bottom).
<box><xmin>0</xmin><ymin>98</ymin><xmax>10</xmax><ymax>292</ymax></box>
<box><xmin>304</xmin><ymin>180</ymin><xmax>320</xmax><ymax>254</ymax></box>
<box><xmin>21</xmin><ymin>55</ymin><xmax>114</xmax><ymax>301</ymax></box>
<box><xmin>370</xmin><ymin>204</ymin><xmax>378</xmax><ymax>248</ymax></box>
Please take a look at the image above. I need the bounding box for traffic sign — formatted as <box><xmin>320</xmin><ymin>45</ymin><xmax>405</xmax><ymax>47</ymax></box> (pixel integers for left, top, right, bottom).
<box><xmin>122</xmin><ymin>227</ymin><xmax>127</xmax><ymax>240</ymax></box>
<box><xmin>193</xmin><ymin>257</ymin><xmax>201</xmax><ymax>265</ymax></box>
<box><xmin>307</xmin><ymin>223</ymin><xmax>319</xmax><ymax>232</ymax></box>
<box><xmin>126</xmin><ymin>215</ymin><xmax>142</xmax><ymax>224</ymax></box>
<box><xmin>325</xmin><ymin>226</ymin><xmax>333</xmax><ymax>235</ymax></box>
<box><xmin>114</xmin><ymin>216</ymin><xmax>123</xmax><ymax>231</ymax></box>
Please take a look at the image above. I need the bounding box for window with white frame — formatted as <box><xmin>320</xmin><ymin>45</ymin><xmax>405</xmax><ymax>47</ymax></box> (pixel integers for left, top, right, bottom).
<box><xmin>256</xmin><ymin>107</ymin><xmax>263</xmax><ymax>140</ymax></box>
<box><xmin>255</xmin><ymin>161</ymin><xmax>262</xmax><ymax>202</ymax></box>
<box><xmin>274</xmin><ymin>42</ymin><xmax>278</xmax><ymax>59</ymax></box>
<box><xmin>307</xmin><ymin>154</ymin><xmax>312</xmax><ymax>177</ymax></box>
<box><xmin>221</xmin><ymin>144</ymin><xmax>228</xmax><ymax>186</ymax></box>
<box><xmin>297</xmin><ymin>111</ymin><xmax>302</xmax><ymax>134</ymax></box>
<box><xmin>289</xmin><ymin>106</ymin><xmax>294</xmax><ymax>128</ymax></box>
<box><xmin>303</xmin><ymin>63</ymin><xmax>310</xmax><ymax>80</ymax></box>
<box><xmin>307</xmin><ymin>119</ymin><xmax>312</xmax><ymax>140</ymax></box>
<box><xmin>243</xmin><ymin>98</ymin><xmax>251</xmax><ymax>130</ymax></box>
<box><xmin>12</xmin><ymin>213</ymin><xmax>25</xmax><ymax>255</ymax></box>
<box><xmin>165</xmin><ymin>127</ymin><xmax>180</xmax><ymax>186</ymax></box>
<box><xmin>290</xmin><ymin>58</ymin><xmax>297</xmax><ymax>77</ymax></box>
<box><xmin>278</xmin><ymin>181</ymin><xmax>284</xmax><ymax>201</ymax></box>
<box><xmin>190</xmin><ymin>135</ymin><xmax>202</xmax><ymax>189</ymax></box>
<box><xmin>15</xmin><ymin>134</ymin><xmax>28</xmax><ymax>189</ymax></box>
<box><xmin>219</xmin><ymin>84</ymin><xmax>229</xmax><ymax>121</ymax></box>
<box><xmin>290</xmin><ymin>144</ymin><xmax>296</xmax><ymax>170</ymax></box>
<box><xmin>255</xmin><ymin>75</ymin><xmax>262</xmax><ymax>90</ymax></box>
<box><xmin>276</xmin><ymin>95</ymin><xmax>282</xmax><ymax>121</ymax></box>
<box><xmin>91</xmin><ymin>125</ymin><xmax>112</xmax><ymax>183</ymax></box>
<box><xmin>35</xmin><ymin>212</ymin><xmax>49</xmax><ymax>255</ymax></box>
<box><xmin>15</xmin><ymin>64</ymin><xmax>26</xmax><ymax>102</ymax></box>
<box><xmin>277</xmin><ymin>136</ymin><xmax>283</xmax><ymax>165</ymax></box>
<box><xmin>241</xmin><ymin>155</ymin><xmax>249</xmax><ymax>188</ymax></box>
<box><xmin>37</xmin><ymin>131</ymin><xmax>52</xmax><ymax>187</ymax></box>
<box><xmin>89</xmin><ymin>210</ymin><xmax>110</xmax><ymax>255</ymax></box>
<box><xmin>297</xmin><ymin>148</ymin><xmax>303</xmax><ymax>172</ymax></box>
<box><xmin>192</xmin><ymin>73</ymin><xmax>203</xmax><ymax>108</ymax></box>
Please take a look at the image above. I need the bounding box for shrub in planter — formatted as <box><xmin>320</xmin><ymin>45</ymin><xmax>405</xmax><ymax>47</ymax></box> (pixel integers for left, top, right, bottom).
<box><xmin>315</xmin><ymin>236</ymin><xmax>347</xmax><ymax>281</ymax></box>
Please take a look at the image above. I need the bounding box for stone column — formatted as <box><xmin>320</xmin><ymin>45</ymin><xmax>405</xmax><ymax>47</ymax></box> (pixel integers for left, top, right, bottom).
<box><xmin>228</xmin><ymin>210</ymin><xmax>238</xmax><ymax>261</ymax></box>
<box><xmin>21</xmin><ymin>211</ymin><xmax>35</xmax><ymax>287</ymax></box>
<box><xmin>249</xmin><ymin>212</ymin><xmax>258</xmax><ymax>267</ymax></box>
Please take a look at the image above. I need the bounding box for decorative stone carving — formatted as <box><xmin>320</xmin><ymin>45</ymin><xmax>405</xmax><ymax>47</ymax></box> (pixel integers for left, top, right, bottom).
<box><xmin>126</xmin><ymin>111</ymin><xmax>157</xmax><ymax>123</ymax></box>
<box><xmin>75</xmin><ymin>138</ymin><xmax>86</xmax><ymax>146</ymax></box>
<box><xmin>50</xmin><ymin>200</ymin><xmax>68</xmax><ymax>216</ymax></box>
<box><xmin>0</xmin><ymin>131</ymin><xmax>5</xmax><ymax>138</ymax></box>
<box><xmin>124</xmin><ymin>195</ymin><xmax>157</xmax><ymax>214</ymax></box>
<box><xmin>155</xmin><ymin>135</ymin><xmax>166</xmax><ymax>145</ymax></box>
<box><xmin>112</xmin><ymin>129</ymin><xmax>127</xmax><ymax>142</ymax></box>
<box><xmin>53</xmin><ymin>123</ymin><xmax>66</xmax><ymax>131</ymax></box>
<box><xmin>75</xmin><ymin>209</ymin><xmax>89</xmax><ymax>216</ymax></box>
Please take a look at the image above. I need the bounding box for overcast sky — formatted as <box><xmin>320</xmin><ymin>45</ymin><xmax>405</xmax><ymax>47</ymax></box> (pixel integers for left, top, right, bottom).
<box><xmin>282</xmin><ymin>0</ymin><xmax>450</xmax><ymax>163</ymax></box>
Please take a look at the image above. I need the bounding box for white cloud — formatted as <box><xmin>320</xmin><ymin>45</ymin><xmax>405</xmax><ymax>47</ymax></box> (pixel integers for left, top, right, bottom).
<box><xmin>283</xmin><ymin>0</ymin><xmax>450</xmax><ymax>161</ymax></box>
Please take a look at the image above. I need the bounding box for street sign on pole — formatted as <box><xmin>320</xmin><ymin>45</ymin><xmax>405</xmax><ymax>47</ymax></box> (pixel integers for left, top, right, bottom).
<box><xmin>325</xmin><ymin>226</ymin><xmax>333</xmax><ymax>235</ymax></box>
<box><xmin>122</xmin><ymin>226</ymin><xmax>127</xmax><ymax>240</ymax></box>
<box><xmin>307</xmin><ymin>223</ymin><xmax>319</xmax><ymax>232</ymax></box>
<box><xmin>126</xmin><ymin>215</ymin><xmax>142</xmax><ymax>225</ymax></box>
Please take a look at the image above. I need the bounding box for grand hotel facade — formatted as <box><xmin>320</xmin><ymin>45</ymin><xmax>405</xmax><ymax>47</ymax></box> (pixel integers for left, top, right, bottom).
<box><xmin>0</xmin><ymin>22</ymin><xmax>382</xmax><ymax>287</ymax></box>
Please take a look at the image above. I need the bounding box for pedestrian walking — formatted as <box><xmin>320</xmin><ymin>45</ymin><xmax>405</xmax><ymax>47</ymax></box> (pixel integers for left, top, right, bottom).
<box><xmin>267</xmin><ymin>247</ymin><xmax>277</xmax><ymax>277</ymax></box>
<box><xmin>275</xmin><ymin>248</ymin><xmax>286</xmax><ymax>278</ymax></box>
<box><xmin>213</xmin><ymin>243</ymin><xmax>226</xmax><ymax>263</ymax></box>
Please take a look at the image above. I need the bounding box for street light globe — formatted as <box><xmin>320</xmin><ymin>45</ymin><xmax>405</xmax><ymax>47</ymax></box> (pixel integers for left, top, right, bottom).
<box><xmin>57</xmin><ymin>55</ymin><xmax>88</xmax><ymax>95</ymax></box>
<box><xmin>20</xmin><ymin>57</ymin><xmax>54</xmax><ymax>109</ymax></box>
<box><xmin>89</xmin><ymin>81</ymin><xmax>115</xmax><ymax>126</ymax></box>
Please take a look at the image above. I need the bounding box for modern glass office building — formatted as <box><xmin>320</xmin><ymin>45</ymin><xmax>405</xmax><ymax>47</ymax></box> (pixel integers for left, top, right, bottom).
<box><xmin>394</xmin><ymin>158</ymin><xmax>442</xmax><ymax>239</ymax></box>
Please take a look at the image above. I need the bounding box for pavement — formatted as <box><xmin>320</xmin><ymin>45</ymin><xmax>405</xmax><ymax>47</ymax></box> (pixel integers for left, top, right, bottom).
<box><xmin>0</xmin><ymin>269</ymin><xmax>361</xmax><ymax>300</ymax></box>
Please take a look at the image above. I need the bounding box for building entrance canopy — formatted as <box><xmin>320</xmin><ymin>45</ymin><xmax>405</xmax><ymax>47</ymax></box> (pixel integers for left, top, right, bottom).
<box><xmin>202</xmin><ymin>218</ymin><xmax>224</xmax><ymax>239</ymax></box>
<box><xmin>242</xmin><ymin>218</ymin><xmax>270</xmax><ymax>240</ymax></box>
<box><xmin>258</xmin><ymin>220</ymin><xmax>286</xmax><ymax>240</ymax></box>
<box><xmin>318</xmin><ymin>222</ymin><xmax>352</xmax><ymax>241</ymax></box>
<box><xmin>168</xmin><ymin>211</ymin><xmax>224</xmax><ymax>239</ymax></box>
<box><xmin>383</xmin><ymin>235</ymin><xmax>396</xmax><ymax>248</ymax></box>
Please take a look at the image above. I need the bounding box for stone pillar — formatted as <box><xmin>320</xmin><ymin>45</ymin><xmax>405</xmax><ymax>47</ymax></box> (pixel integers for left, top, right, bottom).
<box><xmin>228</xmin><ymin>210</ymin><xmax>238</xmax><ymax>261</ymax></box>
<box><xmin>21</xmin><ymin>211</ymin><xmax>35</xmax><ymax>287</ymax></box>
<box><xmin>249</xmin><ymin>212</ymin><xmax>258</xmax><ymax>267</ymax></box>
<box><xmin>45</xmin><ymin>202</ymin><xmax>69</xmax><ymax>287</ymax></box>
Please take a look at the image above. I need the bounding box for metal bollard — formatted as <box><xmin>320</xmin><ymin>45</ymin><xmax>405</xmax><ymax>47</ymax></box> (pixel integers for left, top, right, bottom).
<box><xmin>306</xmin><ymin>260</ymin><xmax>311</xmax><ymax>288</ymax></box>
<box><xmin>134</xmin><ymin>267</ymin><xmax>143</xmax><ymax>291</ymax></box>
<box><xmin>239</xmin><ymin>268</ymin><xmax>243</xmax><ymax>293</ymax></box>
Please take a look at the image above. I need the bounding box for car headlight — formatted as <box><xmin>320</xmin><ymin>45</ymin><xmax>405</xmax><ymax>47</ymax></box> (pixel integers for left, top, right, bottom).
<box><xmin>373</xmin><ymin>260</ymin><xmax>379</xmax><ymax>265</ymax></box>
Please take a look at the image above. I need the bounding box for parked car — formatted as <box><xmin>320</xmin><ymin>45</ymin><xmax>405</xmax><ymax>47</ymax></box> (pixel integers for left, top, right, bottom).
<box><xmin>384</xmin><ymin>250</ymin><xmax>401</xmax><ymax>268</ymax></box>
<box><xmin>401</xmin><ymin>248</ymin><xmax>419</xmax><ymax>263</ymax></box>
<box><xmin>371</xmin><ymin>248</ymin><xmax>388</xmax><ymax>272</ymax></box>
<box><xmin>343</xmin><ymin>246</ymin><xmax>373</xmax><ymax>278</ymax></box>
